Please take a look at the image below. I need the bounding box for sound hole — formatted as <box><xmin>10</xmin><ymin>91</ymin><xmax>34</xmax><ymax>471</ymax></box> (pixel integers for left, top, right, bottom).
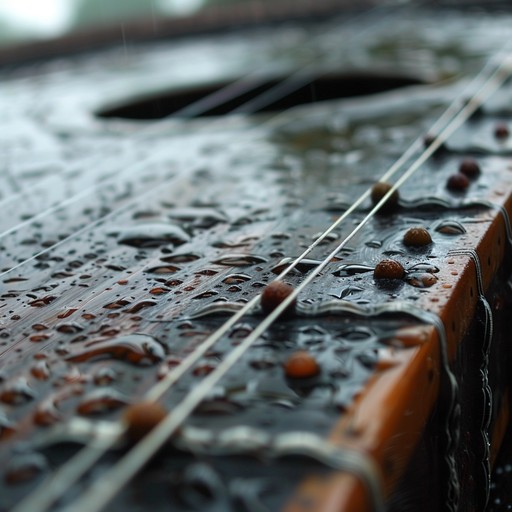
<box><xmin>96</xmin><ymin>72</ymin><xmax>426</xmax><ymax>119</ymax></box>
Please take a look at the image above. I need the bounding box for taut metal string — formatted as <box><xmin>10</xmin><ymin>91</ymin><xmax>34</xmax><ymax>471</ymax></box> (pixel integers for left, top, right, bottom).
<box><xmin>8</xmin><ymin>4</ymin><xmax>405</xmax><ymax>512</ymax></box>
<box><xmin>54</xmin><ymin>40</ymin><xmax>512</xmax><ymax>512</ymax></box>
<box><xmin>12</xmin><ymin>20</ymin><xmax>511</xmax><ymax>512</ymax></box>
<box><xmin>0</xmin><ymin>3</ymin><xmax>394</xmax><ymax>284</ymax></box>
<box><xmin>0</xmin><ymin>0</ymin><xmax>392</xmax><ymax>254</ymax></box>
<box><xmin>13</xmin><ymin>3</ymin><xmax>511</xmax><ymax>512</ymax></box>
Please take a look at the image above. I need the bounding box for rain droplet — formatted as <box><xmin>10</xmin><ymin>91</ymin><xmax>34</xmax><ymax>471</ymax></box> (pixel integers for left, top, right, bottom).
<box><xmin>28</xmin><ymin>296</ymin><xmax>57</xmax><ymax>308</ymax></box>
<box><xmin>66</xmin><ymin>334</ymin><xmax>165</xmax><ymax>366</ymax></box>
<box><xmin>174</xmin><ymin>463</ymin><xmax>224</xmax><ymax>508</ymax></box>
<box><xmin>161</xmin><ymin>253</ymin><xmax>201</xmax><ymax>263</ymax></box>
<box><xmin>222</xmin><ymin>273</ymin><xmax>251</xmax><ymax>284</ymax></box>
<box><xmin>103</xmin><ymin>297</ymin><xmax>132</xmax><ymax>309</ymax></box>
<box><xmin>271</xmin><ymin>257</ymin><xmax>322</xmax><ymax>275</ymax></box>
<box><xmin>212</xmin><ymin>254</ymin><xmax>267</xmax><ymax>266</ymax></box>
<box><xmin>407</xmin><ymin>263</ymin><xmax>440</xmax><ymax>273</ymax></box>
<box><xmin>0</xmin><ymin>378</ymin><xmax>35</xmax><ymax>405</ymax></box>
<box><xmin>5</xmin><ymin>453</ymin><xmax>48</xmax><ymax>485</ymax></box>
<box><xmin>77</xmin><ymin>389</ymin><xmax>129</xmax><ymax>416</ymax></box>
<box><xmin>145</xmin><ymin>265</ymin><xmax>181</xmax><ymax>274</ymax></box>
<box><xmin>167</xmin><ymin>207</ymin><xmax>227</xmax><ymax>228</ymax></box>
<box><xmin>434</xmin><ymin>220</ymin><xmax>466</xmax><ymax>235</ymax></box>
<box><xmin>333</xmin><ymin>264</ymin><xmax>374</xmax><ymax>276</ymax></box>
<box><xmin>115</xmin><ymin>223</ymin><xmax>190</xmax><ymax>248</ymax></box>
<box><xmin>30</xmin><ymin>361</ymin><xmax>51</xmax><ymax>380</ymax></box>
<box><xmin>94</xmin><ymin>367</ymin><xmax>118</xmax><ymax>385</ymax></box>
<box><xmin>405</xmin><ymin>273</ymin><xmax>438</xmax><ymax>288</ymax></box>
<box><xmin>125</xmin><ymin>300</ymin><xmax>157</xmax><ymax>313</ymax></box>
<box><xmin>56</xmin><ymin>322</ymin><xmax>84</xmax><ymax>334</ymax></box>
<box><xmin>188</xmin><ymin>302</ymin><xmax>244</xmax><ymax>319</ymax></box>
<box><xmin>192</xmin><ymin>291</ymin><xmax>219</xmax><ymax>300</ymax></box>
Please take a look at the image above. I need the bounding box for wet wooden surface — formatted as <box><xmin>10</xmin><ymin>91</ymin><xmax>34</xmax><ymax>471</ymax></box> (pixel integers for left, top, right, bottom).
<box><xmin>1</xmin><ymin>3</ymin><xmax>512</xmax><ymax>511</ymax></box>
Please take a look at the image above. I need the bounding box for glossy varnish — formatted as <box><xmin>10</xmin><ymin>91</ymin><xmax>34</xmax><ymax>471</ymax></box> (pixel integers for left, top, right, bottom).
<box><xmin>1</xmin><ymin>4</ymin><xmax>512</xmax><ymax>512</ymax></box>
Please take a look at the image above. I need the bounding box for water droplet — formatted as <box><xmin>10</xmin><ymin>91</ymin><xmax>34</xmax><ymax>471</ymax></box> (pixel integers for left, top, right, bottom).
<box><xmin>165</xmin><ymin>279</ymin><xmax>183</xmax><ymax>287</ymax></box>
<box><xmin>145</xmin><ymin>265</ymin><xmax>181</xmax><ymax>274</ymax></box>
<box><xmin>311</xmin><ymin>231</ymin><xmax>339</xmax><ymax>243</ymax></box>
<box><xmin>271</xmin><ymin>257</ymin><xmax>322</xmax><ymax>275</ymax></box>
<box><xmin>212</xmin><ymin>254</ymin><xmax>267</xmax><ymax>266</ymax></box>
<box><xmin>250</xmin><ymin>356</ymin><xmax>276</xmax><ymax>370</ymax></box>
<box><xmin>195</xmin><ymin>269</ymin><xmax>218</xmax><ymax>276</ymax></box>
<box><xmin>229</xmin><ymin>323</ymin><xmax>253</xmax><ymax>339</ymax></box>
<box><xmin>103</xmin><ymin>297</ymin><xmax>132</xmax><ymax>309</ymax></box>
<box><xmin>434</xmin><ymin>220</ymin><xmax>466</xmax><ymax>235</ymax></box>
<box><xmin>193</xmin><ymin>363</ymin><xmax>217</xmax><ymax>377</ymax></box>
<box><xmin>192</xmin><ymin>291</ymin><xmax>219</xmax><ymax>300</ymax></box>
<box><xmin>66</xmin><ymin>334</ymin><xmax>165</xmax><ymax>366</ymax></box>
<box><xmin>333</xmin><ymin>264</ymin><xmax>374</xmax><ymax>276</ymax></box>
<box><xmin>30</xmin><ymin>334</ymin><xmax>51</xmax><ymax>343</ymax></box>
<box><xmin>77</xmin><ymin>389</ymin><xmax>129</xmax><ymax>416</ymax></box>
<box><xmin>407</xmin><ymin>263</ymin><xmax>440</xmax><ymax>273</ymax></box>
<box><xmin>188</xmin><ymin>301</ymin><xmax>244</xmax><ymax>319</ymax></box>
<box><xmin>30</xmin><ymin>361</ymin><xmax>51</xmax><ymax>380</ymax></box>
<box><xmin>333</xmin><ymin>285</ymin><xmax>364</xmax><ymax>299</ymax></box>
<box><xmin>405</xmin><ymin>272</ymin><xmax>438</xmax><ymax>288</ymax></box>
<box><xmin>160</xmin><ymin>252</ymin><xmax>201</xmax><ymax>264</ymax></box>
<box><xmin>149</xmin><ymin>287</ymin><xmax>169</xmax><ymax>295</ymax></box>
<box><xmin>93</xmin><ymin>367</ymin><xmax>118</xmax><ymax>385</ymax></box>
<box><xmin>3</xmin><ymin>277</ymin><xmax>28</xmax><ymax>284</ymax></box>
<box><xmin>222</xmin><ymin>274</ymin><xmax>251</xmax><ymax>284</ymax></box>
<box><xmin>0</xmin><ymin>378</ymin><xmax>34</xmax><ymax>405</ymax></box>
<box><xmin>195</xmin><ymin>397</ymin><xmax>244</xmax><ymax>415</ymax></box>
<box><xmin>167</xmin><ymin>207</ymin><xmax>227</xmax><ymax>228</ymax></box>
<box><xmin>270</xmin><ymin>232</ymin><xmax>291</xmax><ymax>240</ymax></box>
<box><xmin>125</xmin><ymin>300</ymin><xmax>157</xmax><ymax>313</ymax></box>
<box><xmin>356</xmin><ymin>350</ymin><xmax>378</xmax><ymax>369</ymax></box>
<box><xmin>56</xmin><ymin>322</ymin><xmax>84</xmax><ymax>334</ymax></box>
<box><xmin>115</xmin><ymin>223</ymin><xmax>190</xmax><ymax>248</ymax></box>
<box><xmin>57</xmin><ymin>308</ymin><xmax>78</xmax><ymax>319</ymax></box>
<box><xmin>132</xmin><ymin>210</ymin><xmax>161</xmax><ymax>220</ymax></box>
<box><xmin>5</xmin><ymin>453</ymin><xmax>48</xmax><ymax>485</ymax></box>
<box><xmin>174</xmin><ymin>463</ymin><xmax>224</xmax><ymax>508</ymax></box>
<box><xmin>211</xmin><ymin>239</ymin><xmax>252</xmax><ymax>249</ymax></box>
<box><xmin>28</xmin><ymin>295</ymin><xmax>57</xmax><ymax>308</ymax></box>
<box><xmin>338</xmin><ymin>327</ymin><xmax>375</xmax><ymax>342</ymax></box>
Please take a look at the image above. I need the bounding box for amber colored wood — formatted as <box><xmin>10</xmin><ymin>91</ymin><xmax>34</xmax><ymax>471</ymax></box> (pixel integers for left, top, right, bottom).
<box><xmin>285</xmin><ymin>168</ymin><xmax>512</xmax><ymax>510</ymax></box>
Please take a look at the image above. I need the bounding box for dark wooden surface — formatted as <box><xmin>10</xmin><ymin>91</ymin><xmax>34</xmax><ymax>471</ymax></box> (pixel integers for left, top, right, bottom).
<box><xmin>1</xmin><ymin>3</ymin><xmax>512</xmax><ymax>511</ymax></box>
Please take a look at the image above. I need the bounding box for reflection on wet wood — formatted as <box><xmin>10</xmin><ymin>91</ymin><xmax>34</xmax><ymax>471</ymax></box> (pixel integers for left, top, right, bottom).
<box><xmin>1</xmin><ymin>3</ymin><xmax>512</xmax><ymax>512</ymax></box>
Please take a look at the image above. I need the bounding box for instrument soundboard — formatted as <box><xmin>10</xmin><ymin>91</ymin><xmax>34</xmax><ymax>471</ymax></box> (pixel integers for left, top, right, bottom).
<box><xmin>1</xmin><ymin>2</ymin><xmax>512</xmax><ymax>511</ymax></box>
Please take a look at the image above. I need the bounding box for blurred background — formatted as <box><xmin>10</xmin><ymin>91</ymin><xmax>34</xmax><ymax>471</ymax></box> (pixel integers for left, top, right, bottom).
<box><xmin>0</xmin><ymin>0</ymin><xmax>250</xmax><ymax>47</ymax></box>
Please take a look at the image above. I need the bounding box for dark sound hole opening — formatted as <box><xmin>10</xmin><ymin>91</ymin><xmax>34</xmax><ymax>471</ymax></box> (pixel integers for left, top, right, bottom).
<box><xmin>97</xmin><ymin>72</ymin><xmax>425</xmax><ymax>120</ymax></box>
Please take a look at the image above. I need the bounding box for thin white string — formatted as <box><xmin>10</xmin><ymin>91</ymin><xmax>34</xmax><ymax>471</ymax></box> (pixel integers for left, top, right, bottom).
<box><xmin>8</xmin><ymin>6</ymin><xmax>399</xmax><ymax>512</ymax></box>
<box><xmin>62</xmin><ymin>43</ymin><xmax>512</xmax><ymax>512</ymax></box>
<box><xmin>0</xmin><ymin>4</ymin><xmax>387</xmax><ymax>233</ymax></box>
<box><xmin>13</xmin><ymin>4</ymin><xmax>512</xmax><ymax>512</ymax></box>
<box><xmin>0</xmin><ymin>3</ymin><xmax>394</xmax><ymax>280</ymax></box>
<box><xmin>13</xmin><ymin>29</ymin><xmax>511</xmax><ymax>512</ymax></box>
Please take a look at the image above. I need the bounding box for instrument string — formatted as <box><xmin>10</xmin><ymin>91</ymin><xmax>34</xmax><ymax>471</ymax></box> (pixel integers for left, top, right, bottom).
<box><xmin>11</xmin><ymin>3</ymin><xmax>511</xmax><ymax>512</ymax></box>
<box><xmin>0</xmin><ymin>3</ymin><xmax>394</xmax><ymax>279</ymax></box>
<box><xmin>0</xmin><ymin>3</ymin><xmax>393</xmax><ymax>350</ymax></box>
<box><xmin>8</xmin><ymin>5</ymin><xmax>399</xmax><ymax>512</ymax></box>
<box><xmin>14</xmin><ymin>26</ymin><xmax>510</xmax><ymax>512</ymax></box>
<box><xmin>54</xmin><ymin>37</ymin><xmax>512</xmax><ymax>512</ymax></box>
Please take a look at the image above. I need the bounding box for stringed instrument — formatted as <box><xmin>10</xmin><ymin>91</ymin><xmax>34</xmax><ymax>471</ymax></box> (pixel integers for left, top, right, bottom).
<box><xmin>1</xmin><ymin>1</ymin><xmax>512</xmax><ymax>511</ymax></box>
